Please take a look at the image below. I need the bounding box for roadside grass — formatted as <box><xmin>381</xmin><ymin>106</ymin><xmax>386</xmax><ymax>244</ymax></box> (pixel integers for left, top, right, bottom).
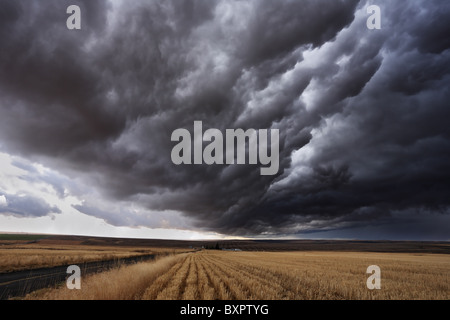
<box><xmin>23</xmin><ymin>253</ymin><xmax>189</xmax><ymax>300</ymax></box>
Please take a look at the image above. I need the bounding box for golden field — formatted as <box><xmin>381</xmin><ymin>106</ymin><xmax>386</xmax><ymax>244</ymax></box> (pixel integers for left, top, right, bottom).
<box><xmin>24</xmin><ymin>250</ymin><xmax>450</xmax><ymax>300</ymax></box>
<box><xmin>0</xmin><ymin>242</ymin><xmax>185</xmax><ymax>273</ymax></box>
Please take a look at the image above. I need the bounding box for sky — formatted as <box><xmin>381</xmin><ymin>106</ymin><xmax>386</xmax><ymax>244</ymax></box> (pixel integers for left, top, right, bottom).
<box><xmin>0</xmin><ymin>0</ymin><xmax>449</xmax><ymax>240</ymax></box>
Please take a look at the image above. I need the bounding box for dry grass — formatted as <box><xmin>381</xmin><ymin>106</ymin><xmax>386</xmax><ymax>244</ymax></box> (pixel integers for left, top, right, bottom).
<box><xmin>24</xmin><ymin>253</ymin><xmax>189</xmax><ymax>300</ymax></box>
<box><xmin>23</xmin><ymin>251</ymin><xmax>450</xmax><ymax>300</ymax></box>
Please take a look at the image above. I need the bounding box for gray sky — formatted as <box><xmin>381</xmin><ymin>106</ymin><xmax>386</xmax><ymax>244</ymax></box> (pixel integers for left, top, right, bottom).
<box><xmin>0</xmin><ymin>0</ymin><xmax>449</xmax><ymax>240</ymax></box>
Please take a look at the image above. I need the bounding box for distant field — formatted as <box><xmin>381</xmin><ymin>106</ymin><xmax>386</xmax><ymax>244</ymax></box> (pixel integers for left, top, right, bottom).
<box><xmin>25</xmin><ymin>250</ymin><xmax>450</xmax><ymax>300</ymax></box>
<box><xmin>0</xmin><ymin>234</ymin><xmax>47</xmax><ymax>241</ymax></box>
<box><xmin>0</xmin><ymin>245</ymin><xmax>157</xmax><ymax>273</ymax></box>
<box><xmin>2</xmin><ymin>234</ymin><xmax>449</xmax><ymax>253</ymax></box>
<box><xmin>1</xmin><ymin>233</ymin><xmax>449</xmax><ymax>274</ymax></box>
<box><xmin>0</xmin><ymin>234</ymin><xmax>191</xmax><ymax>273</ymax></box>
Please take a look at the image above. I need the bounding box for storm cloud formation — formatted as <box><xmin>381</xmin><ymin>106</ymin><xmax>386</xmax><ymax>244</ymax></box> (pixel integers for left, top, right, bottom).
<box><xmin>0</xmin><ymin>0</ymin><xmax>449</xmax><ymax>238</ymax></box>
<box><xmin>0</xmin><ymin>192</ymin><xmax>61</xmax><ymax>218</ymax></box>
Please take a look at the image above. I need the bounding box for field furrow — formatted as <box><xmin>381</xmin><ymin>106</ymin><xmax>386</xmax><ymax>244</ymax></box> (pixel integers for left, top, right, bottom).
<box><xmin>201</xmin><ymin>255</ymin><xmax>251</xmax><ymax>299</ymax></box>
<box><xmin>204</xmin><ymin>254</ymin><xmax>293</xmax><ymax>299</ymax></box>
<box><xmin>195</xmin><ymin>255</ymin><xmax>216</xmax><ymax>299</ymax></box>
<box><xmin>201</xmin><ymin>254</ymin><xmax>270</xmax><ymax>299</ymax></box>
<box><xmin>199</xmin><ymin>254</ymin><xmax>233</xmax><ymax>299</ymax></box>
<box><xmin>141</xmin><ymin>255</ymin><xmax>188</xmax><ymax>300</ymax></box>
<box><xmin>181</xmin><ymin>255</ymin><xmax>199</xmax><ymax>300</ymax></box>
<box><xmin>155</xmin><ymin>254</ymin><xmax>192</xmax><ymax>299</ymax></box>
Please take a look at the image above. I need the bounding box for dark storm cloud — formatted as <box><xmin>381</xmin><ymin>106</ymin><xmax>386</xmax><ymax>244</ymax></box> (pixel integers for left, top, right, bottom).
<box><xmin>0</xmin><ymin>0</ymin><xmax>449</xmax><ymax>238</ymax></box>
<box><xmin>0</xmin><ymin>0</ymin><xmax>119</xmax><ymax>155</ymax></box>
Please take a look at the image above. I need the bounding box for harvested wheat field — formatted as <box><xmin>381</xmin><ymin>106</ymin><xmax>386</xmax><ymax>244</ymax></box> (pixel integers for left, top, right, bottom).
<box><xmin>24</xmin><ymin>250</ymin><xmax>449</xmax><ymax>300</ymax></box>
<box><xmin>0</xmin><ymin>244</ymin><xmax>160</xmax><ymax>273</ymax></box>
<box><xmin>0</xmin><ymin>235</ymin><xmax>192</xmax><ymax>273</ymax></box>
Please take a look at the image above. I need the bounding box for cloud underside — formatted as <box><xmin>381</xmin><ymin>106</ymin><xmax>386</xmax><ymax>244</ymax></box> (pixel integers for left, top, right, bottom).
<box><xmin>0</xmin><ymin>193</ymin><xmax>61</xmax><ymax>218</ymax></box>
<box><xmin>0</xmin><ymin>0</ymin><xmax>449</xmax><ymax>237</ymax></box>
